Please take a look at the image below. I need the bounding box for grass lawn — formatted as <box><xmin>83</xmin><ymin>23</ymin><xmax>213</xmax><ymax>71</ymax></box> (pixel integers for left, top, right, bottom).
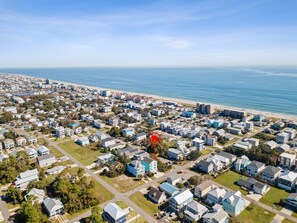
<box><xmin>129</xmin><ymin>192</ymin><xmax>159</xmax><ymax>217</ymax></box>
<box><xmin>259</xmin><ymin>186</ymin><xmax>289</xmax><ymax>210</ymax></box>
<box><xmin>37</xmin><ymin>138</ymin><xmax>47</xmax><ymax>145</ymax></box>
<box><xmin>48</xmin><ymin>145</ymin><xmax>64</xmax><ymax>158</ymax></box>
<box><xmin>291</xmin><ymin>211</ymin><xmax>297</xmax><ymax>218</ymax></box>
<box><xmin>213</xmin><ymin>170</ymin><xmax>248</xmax><ymax>195</ymax></box>
<box><xmin>201</xmin><ymin>149</ymin><xmax>212</xmax><ymax>156</ymax></box>
<box><xmin>236</xmin><ymin>204</ymin><xmax>275</xmax><ymax>223</ymax></box>
<box><xmin>58</xmin><ymin>140</ymin><xmax>102</xmax><ymax>165</ymax></box>
<box><xmin>283</xmin><ymin>219</ymin><xmax>295</xmax><ymax>223</ymax></box>
<box><xmin>115</xmin><ymin>201</ymin><xmax>137</xmax><ymax>220</ymax></box>
<box><xmin>100</xmin><ymin>174</ymin><xmax>145</xmax><ymax>193</ymax></box>
<box><xmin>116</xmin><ymin>201</ymin><xmax>128</xmax><ymax>209</ymax></box>
<box><xmin>130</xmin><ymin>216</ymin><xmax>148</xmax><ymax>223</ymax></box>
<box><xmin>89</xmin><ymin>177</ymin><xmax>114</xmax><ymax>203</ymax></box>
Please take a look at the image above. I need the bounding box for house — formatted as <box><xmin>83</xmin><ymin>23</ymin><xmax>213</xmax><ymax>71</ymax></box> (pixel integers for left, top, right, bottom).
<box><xmin>92</xmin><ymin>120</ymin><xmax>105</xmax><ymax>129</ymax></box>
<box><xmin>261</xmin><ymin>165</ymin><xmax>282</xmax><ymax>183</ymax></box>
<box><xmin>25</xmin><ymin>188</ymin><xmax>45</xmax><ymax>203</ymax></box>
<box><xmin>226</xmin><ymin>127</ymin><xmax>241</xmax><ymax>135</ymax></box>
<box><xmin>234</xmin><ymin>141</ymin><xmax>252</xmax><ymax>150</ymax></box>
<box><xmin>88</xmin><ymin>134</ymin><xmax>99</xmax><ymax>143</ymax></box>
<box><xmin>141</xmin><ymin>157</ymin><xmax>157</xmax><ymax>173</ymax></box>
<box><xmin>76</xmin><ymin>137</ymin><xmax>90</xmax><ymax>146</ymax></box>
<box><xmin>46</xmin><ymin>166</ymin><xmax>66</xmax><ymax>175</ymax></box>
<box><xmin>285</xmin><ymin>128</ymin><xmax>296</xmax><ymax>140</ymax></box>
<box><xmin>276</xmin><ymin>132</ymin><xmax>289</xmax><ymax>144</ymax></box>
<box><xmin>197</xmin><ymin>160</ymin><xmax>214</xmax><ymax>173</ymax></box>
<box><xmin>27</xmin><ymin>135</ymin><xmax>37</xmax><ymax>144</ymax></box>
<box><xmin>237</xmin><ymin>177</ymin><xmax>270</xmax><ymax>195</ymax></box>
<box><xmin>134</xmin><ymin>132</ymin><xmax>147</xmax><ymax>141</ymax></box>
<box><xmin>96</xmin><ymin>132</ymin><xmax>109</xmax><ymax>140</ymax></box>
<box><xmin>159</xmin><ymin>182</ymin><xmax>179</xmax><ymax>196</ymax></box>
<box><xmin>205</xmin><ymin>135</ymin><xmax>217</xmax><ymax>146</ymax></box>
<box><xmin>277</xmin><ymin>144</ymin><xmax>291</xmax><ymax>153</ymax></box>
<box><xmin>247</xmin><ymin>138</ymin><xmax>260</xmax><ymax>147</ymax></box>
<box><xmin>103</xmin><ymin>203</ymin><xmax>126</xmax><ymax>223</ymax></box>
<box><xmin>222</xmin><ymin>191</ymin><xmax>245</xmax><ymax>217</ymax></box>
<box><xmin>184</xmin><ymin>200</ymin><xmax>208</xmax><ymax>222</ymax></box>
<box><xmin>118</xmin><ymin>146</ymin><xmax>139</xmax><ymax>159</ymax></box>
<box><xmin>102</xmin><ymin>137</ymin><xmax>116</xmax><ymax>147</ymax></box>
<box><xmin>55</xmin><ymin>126</ymin><xmax>65</xmax><ymax>138</ymax></box>
<box><xmin>97</xmin><ymin>153</ymin><xmax>114</xmax><ymax>164</ymax></box>
<box><xmin>16</xmin><ymin>137</ymin><xmax>27</xmax><ymax>147</ymax></box>
<box><xmin>43</xmin><ymin>198</ymin><xmax>64</xmax><ymax>217</ymax></box>
<box><xmin>37</xmin><ymin>154</ymin><xmax>56</xmax><ymax>168</ymax></box>
<box><xmin>15</xmin><ymin>169</ymin><xmax>39</xmax><ymax>190</ymax></box>
<box><xmin>206</xmin><ymin>187</ymin><xmax>227</xmax><ymax>205</ymax></box>
<box><xmin>192</xmin><ymin>138</ymin><xmax>204</xmax><ymax>151</ymax></box>
<box><xmin>213</xmin><ymin>129</ymin><xmax>226</xmax><ymax>137</ymax></box>
<box><xmin>167</xmin><ymin>174</ymin><xmax>182</xmax><ymax>186</ymax></box>
<box><xmin>246</xmin><ymin>161</ymin><xmax>265</xmax><ymax>176</ymax></box>
<box><xmin>169</xmin><ymin>189</ymin><xmax>193</xmax><ymax>213</ymax></box>
<box><xmin>3</xmin><ymin>139</ymin><xmax>14</xmax><ymax>149</ymax></box>
<box><xmin>64</xmin><ymin>128</ymin><xmax>74</xmax><ymax>137</ymax></box>
<box><xmin>133</xmin><ymin>150</ymin><xmax>149</xmax><ymax>160</ymax></box>
<box><xmin>148</xmin><ymin>187</ymin><xmax>167</xmax><ymax>204</ymax></box>
<box><xmin>126</xmin><ymin>160</ymin><xmax>145</xmax><ymax>177</ymax></box>
<box><xmin>37</xmin><ymin>146</ymin><xmax>50</xmax><ymax>156</ymax></box>
<box><xmin>195</xmin><ymin>180</ymin><xmax>214</xmax><ymax>198</ymax></box>
<box><xmin>234</xmin><ymin>155</ymin><xmax>250</xmax><ymax>172</ymax></box>
<box><xmin>122</xmin><ymin>127</ymin><xmax>135</xmax><ymax>137</ymax></box>
<box><xmin>109</xmin><ymin>118</ymin><xmax>119</xmax><ymax>126</ymax></box>
<box><xmin>26</xmin><ymin>148</ymin><xmax>38</xmax><ymax>159</ymax></box>
<box><xmin>279</xmin><ymin>153</ymin><xmax>296</xmax><ymax>168</ymax></box>
<box><xmin>285</xmin><ymin>193</ymin><xmax>297</xmax><ymax>209</ymax></box>
<box><xmin>278</xmin><ymin>171</ymin><xmax>297</xmax><ymax>191</ymax></box>
<box><xmin>203</xmin><ymin>204</ymin><xmax>228</xmax><ymax>223</ymax></box>
<box><xmin>265</xmin><ymin>140</ymin><xmax>278</xmax><ymax>149</ymax></box>
<box><xmin>219</xmin><ymin>152</ymin><xmax>237</xmax><ymax>163</ymax></box>
<box><xmin>205</xmin><ymin>156</ymin><xmax>223</xmax><ymax>172</ymax></box>
<box><xmin>168</xmin><ymin>148</ymin><xmax>184</xmax><ymax>160</ymax></box>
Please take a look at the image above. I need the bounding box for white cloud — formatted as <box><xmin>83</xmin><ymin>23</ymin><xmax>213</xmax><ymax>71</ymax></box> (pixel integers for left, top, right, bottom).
<box><xmin>153</xmin><ymin>36</ymin><xmax>192</xmax><ymax>49</ymax></box>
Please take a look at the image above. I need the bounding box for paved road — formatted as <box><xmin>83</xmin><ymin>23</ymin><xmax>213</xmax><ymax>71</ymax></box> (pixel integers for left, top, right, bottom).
<box><xmin>0</xmin><ymin>189</ymin><xmax>12</xmax><ymax>223</ymax></box>
<box><xmin>41</xmin><ymin>136</ymin><xmax>158</xmax><ymax>223</ymax></box>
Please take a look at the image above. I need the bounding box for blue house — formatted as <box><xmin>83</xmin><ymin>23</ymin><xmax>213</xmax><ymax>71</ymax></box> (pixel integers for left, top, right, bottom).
<box><xmin>159</xmin><ymin>182</ymin><xmax>179</xmax><ymax>196</ymax></box>
<box><xmin>141</xmin><ymin>157</ymin><xmax>157</xmax><ymax>173</ymax></box>
<box><xmin>122</xmin><ymin>127</ymin><xmax>135</xmax><ymax>137</ymax></box>
<box><xmin>208</xmin><ymin>120</ymin><xmax>224</xmax><ymax>128</ymax></box>
<box><xmin>126</xmin><ymin>161</ymin><xmax>145</xmax><ymax>177</ymax></box>
<box><xmin>222</xmin><ymin>191</ymin><xmax>245</xmax><ymax>217</ymax></box>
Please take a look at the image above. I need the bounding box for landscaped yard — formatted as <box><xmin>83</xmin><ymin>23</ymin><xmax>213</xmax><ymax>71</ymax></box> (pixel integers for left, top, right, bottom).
<box><xmin>283</xmin><ymin>219</ymin><xmax>295</xmax><ymax>223</ymax></box>
<box><xmin>236</xmin><ymin>204</ymin><xmax>275</xmax><ymax>223</ymax></box>
<box><xmin>259</xmin><ymin>186</ymin><xmax>289</xmax><ymax>210</ymax></box>
<box><xmin>291</xmin><ymin>211</ymin><xmax>297</xmax><ymax>218</ymax></box>
<box><xmin>58</xmin><ymin>140</ymin><xmax>102</xmax><ymax>165</ymax></box>
<box><xmin>201</xmin><ymin>148</ymin><xmax>212</xmax><ymax>156</ymax></box>
<box><xmin>213</xmin><ymin>170</ymin><xmax>248</xmax><ymax>195</ymax></box>
<box><xmin>129</xmin><ymin>192</ymin><xmax>159</xmax><ymax>217</ymax></box>
<box><xmin>100</xmin><ymin>174</ymin><xmax>145</xmax><ymax>193</ymax></box>
<box><xmin>48</xmin><ymin>145</ymin><xmax>64</xmax><ymax>158</ymax></box>
<box><xmin>88</xmin><ymin>177</ymin><xmax>114</xmax><ymax>203</ymax></box>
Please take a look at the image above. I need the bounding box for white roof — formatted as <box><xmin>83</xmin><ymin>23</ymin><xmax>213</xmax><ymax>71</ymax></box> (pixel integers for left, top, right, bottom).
<box><xmin>104</xmin><ymin>203</ymin><xmax>126</xmax><ymax>220</ymax></box>
<box><xmin>19</xmin><ymin>169</ymin><xmax>38</xmax><ymax>179</ymax></box>
<box><xmin>280</xmin><ymin>152</ymin><xmax>295</xmax><ymax>160</ymax></box>
<box><xmin>280</xmin><ymin>171</ymin><xmax>297</xmax><ymax>182</ymax></box>
<box><xmin>171</xmin><ymin>189</ymin><xmax>193</xmax><ymax>205</ymax></box>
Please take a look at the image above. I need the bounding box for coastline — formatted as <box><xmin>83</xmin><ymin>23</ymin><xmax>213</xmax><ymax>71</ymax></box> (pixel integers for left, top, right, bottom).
<box><xmin>7</xmin><ymin>73</ymin><xmax>297</xmax><ymax>121</ymax></box>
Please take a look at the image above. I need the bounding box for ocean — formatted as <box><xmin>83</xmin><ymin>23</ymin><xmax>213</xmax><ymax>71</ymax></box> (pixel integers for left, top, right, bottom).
<box><xmin>0</xmin><ymin>67</ymin><xmax>296</xmax><ymax>116</ymax></box>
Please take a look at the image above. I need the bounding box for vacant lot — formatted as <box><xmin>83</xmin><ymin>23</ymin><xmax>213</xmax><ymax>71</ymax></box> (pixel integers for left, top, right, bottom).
<box><xmin>213</xmin><ymin>170</ymin><xmax>248</xmax><ymax>195</ymax></box>
<box><xmin>129</xmin><ymin>192</ymin><xmax>159</xmax><ymax>217</ymax></box>
<box><xmin>236</xmin><ymin>204</ymin><xmax>275</xmax><ymax>223</ymax></box>
<box><xmin>100</xmin><ymin>174</ymin><xmax>145</xmax><ymax>193</ymax></box>
<box><xmin>259</xmin><ymin>186</ymin><xmax>289</xmax><ymax>210</ymax></box>
<box><xmin>58</xmin><ymin>140</ymin><xmax>102</xmax><ymax>165</ymax></box>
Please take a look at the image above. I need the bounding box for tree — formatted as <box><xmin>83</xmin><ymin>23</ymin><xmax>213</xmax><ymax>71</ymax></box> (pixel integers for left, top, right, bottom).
<box><xmin>84</xmin><ymin>206</ymin><xmax>105</xmax><ymax>223</ymax></box>
<box><xmin>108</xmin><ymin>127</ymin><xmax>122</xmax><ymax>137</ymax></box>
<box><xmin>15</xmin><ymin>201</ymin><xmax>49</xmax><ymax>223</ymax></box>
<box><xmin>0</xmin><ymin>112</ymin><xmax>13</xmax><ymax>124</ymax></box>
<box><xmin>6</xmin><ymin>186</ymin><xmax>23</xmax><ymax>205</ymax></box>
<box><xmin>187</xmin><ymin>176</ymin><xmax>202</xmax><ymax>186</ymax></box>
<box><xmin>186</xmin><ymin>150</ymin><xmax>200</xmax><ymax>161</ymax></box>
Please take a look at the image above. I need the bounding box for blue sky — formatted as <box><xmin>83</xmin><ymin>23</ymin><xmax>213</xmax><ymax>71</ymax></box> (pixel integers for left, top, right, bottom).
<box><xmin>0</xmin><ymin>0</ymin><xmax>297</xmax><ymax>67</ymax></box>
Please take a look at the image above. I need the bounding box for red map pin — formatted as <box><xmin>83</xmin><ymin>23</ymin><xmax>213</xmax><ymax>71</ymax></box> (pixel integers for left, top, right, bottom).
<box><xmin>147</xmin><ymin>132</ymin><xmax>162</xmax><ymax>160</ymax></box>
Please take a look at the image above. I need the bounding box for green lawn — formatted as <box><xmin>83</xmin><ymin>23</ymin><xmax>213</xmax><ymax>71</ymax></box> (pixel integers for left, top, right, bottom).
<box><xmin>283</xmin><ymin>219</ymin><xmax>295</xmax><ymax>223</ymax></box>
<box><xmin>58</xmin><ymin>140</ymin><xmax>102</xmax><ymax>165</ymax></box>
<box><xmin>129</xmin><ymin>192</ymin><xmax>159</xmax><ymax>217</ymax></box>
<box><xmin>259</xmin><ymin>186</ymin><xmax>289</xmax><ymax>210</ymax></box>
<box><xmin>100</xmin><ymin>175</ymin><xmax>145</xmax><ymax>193</ymax></box>
<box><xmin>236</xmin><ymin>204</ymin><xmax>275</xmax><ymax>223</ymax></box>
<box><xmin>130</xmin><ymin>216</ymin><xmax>148</xmax><ymax>223</ymax></box>
<box><xmin>48</xmin><ymin>145</ymin><xmax>64</xmax><ymax>158</ymax></box>
<box><xmin>213</xmin><ymin>170</ymin><xmax>248</xmax><ymax>195</ymax></box>
<box><xmin>201</xmin><ymin>149</ymin><xmax>212</xmax><ymax>156</ymax></box>
<box><xmin>90</xmin><ymin>177</ymin><xmax>114</xmax><ymax>203</ymax></box>
<box><xmin>116</xmin><ymin>201</ymin><xmax>128</xmax><ymax>209</ymax></box>
<box><xmin>291</xmin><ymin>211</ymin><xmax>297</xmax><ymax>218</ymax></box>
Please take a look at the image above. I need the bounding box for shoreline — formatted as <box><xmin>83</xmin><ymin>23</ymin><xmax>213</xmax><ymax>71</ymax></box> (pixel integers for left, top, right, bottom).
<box><xmin>5</xmin><ymin>72</ymin><xmax>297</xmax><ymax>121</ymax></box>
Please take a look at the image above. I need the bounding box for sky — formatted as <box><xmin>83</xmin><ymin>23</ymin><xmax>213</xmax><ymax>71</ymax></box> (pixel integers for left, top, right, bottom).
<box><xmin>0</xmin><ymin>0</ymin><xmax>297</xmax><ymax>68</ymax></box>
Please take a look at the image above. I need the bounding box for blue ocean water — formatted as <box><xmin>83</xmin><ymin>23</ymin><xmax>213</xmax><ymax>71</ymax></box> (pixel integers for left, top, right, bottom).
<box><xmin>0</xmin><ymin>67</ymin><xmax>296</xmax><ymax>116</ymax></box>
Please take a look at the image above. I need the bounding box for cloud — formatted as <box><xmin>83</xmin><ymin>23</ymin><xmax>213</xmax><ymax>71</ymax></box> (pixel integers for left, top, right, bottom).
<box><xmin>153</xmin><ymin>36</ymin><xmax>192</xmax><ymax>49</ymax></box>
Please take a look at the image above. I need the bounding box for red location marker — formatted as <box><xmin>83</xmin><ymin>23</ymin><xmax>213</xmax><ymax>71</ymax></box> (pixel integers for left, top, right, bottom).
<box><xmin>148</xmin><ymin>132</ymin><xmax>162</xmax><ymax>160</ymax></box>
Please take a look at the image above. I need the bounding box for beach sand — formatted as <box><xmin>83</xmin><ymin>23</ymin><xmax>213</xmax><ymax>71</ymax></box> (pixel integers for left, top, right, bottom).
<box><xmin>10</xmin><ymin>73</ymin><xmax>297</xmax><ymax>121</ymax></box>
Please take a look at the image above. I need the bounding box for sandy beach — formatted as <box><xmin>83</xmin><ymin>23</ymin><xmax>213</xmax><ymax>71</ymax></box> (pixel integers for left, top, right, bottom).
<box><xmin>9</xmin><ymin>73</ymin><xmax>297</xmax><ymax>121</ymax></box>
